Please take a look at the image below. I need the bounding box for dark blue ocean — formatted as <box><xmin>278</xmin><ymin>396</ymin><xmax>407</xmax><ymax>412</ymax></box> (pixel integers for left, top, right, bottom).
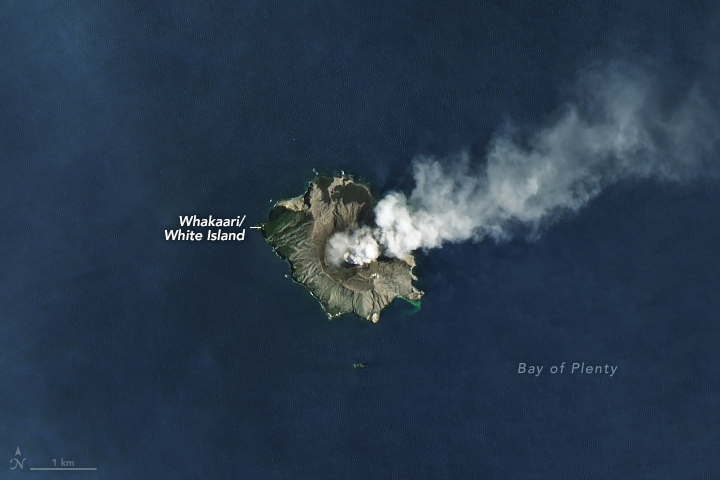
<box><xmin>2</xmin><ymin>1</ymin><xmax>719</xmax><ymax>478</ymax></box>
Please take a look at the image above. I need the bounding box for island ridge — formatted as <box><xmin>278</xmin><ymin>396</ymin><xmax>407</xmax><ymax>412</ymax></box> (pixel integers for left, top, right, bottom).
<box><xmin>262</xmin><ymin>175</ymin><xmax>423</xmax><ymax>322</ymax></box>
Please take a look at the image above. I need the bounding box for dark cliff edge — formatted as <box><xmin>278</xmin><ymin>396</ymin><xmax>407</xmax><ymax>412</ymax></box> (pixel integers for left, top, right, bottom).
<box><xmin>262</xmin><ymin>176</ymin><xmax>423</xmax><ymax>322</ymax></box>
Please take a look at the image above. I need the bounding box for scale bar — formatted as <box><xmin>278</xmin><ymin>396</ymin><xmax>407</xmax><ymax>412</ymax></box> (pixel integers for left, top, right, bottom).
<box><xmin>30</xmin><ymin>467</ymin><xmax>97</xmax><ymax>471</ymax></box>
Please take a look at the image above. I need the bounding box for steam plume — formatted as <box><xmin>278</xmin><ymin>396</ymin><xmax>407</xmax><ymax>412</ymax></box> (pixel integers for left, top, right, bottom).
<box><xmin>326</xmin><ymin>227</ymin><xmax>379</xmax><ymax>266</ymax></box>
<box><xmin>328</xmin><ymin>69</ymin><xmax>719</xmax><ymax>265</ymax></box>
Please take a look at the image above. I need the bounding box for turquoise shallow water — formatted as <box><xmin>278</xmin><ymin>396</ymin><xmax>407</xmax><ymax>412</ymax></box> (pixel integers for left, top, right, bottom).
<box><xmin>399</xmin><ymin>297</ymin><xmax>423</xmax><ymax>315</ymax></box>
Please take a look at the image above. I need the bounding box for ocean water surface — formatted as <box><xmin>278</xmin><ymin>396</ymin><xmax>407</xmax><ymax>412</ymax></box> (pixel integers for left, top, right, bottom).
<box><xmin>1</xmin><ymin>0</ymin><xmax>719</xmax><ymax>478</ymax></box>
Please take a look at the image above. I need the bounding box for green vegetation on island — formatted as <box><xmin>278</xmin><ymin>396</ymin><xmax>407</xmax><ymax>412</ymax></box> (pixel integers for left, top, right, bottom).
<box><xmin>262</xmin><ymin>175</ymin><xmax>423</xmax><ymax>322</ymax></box>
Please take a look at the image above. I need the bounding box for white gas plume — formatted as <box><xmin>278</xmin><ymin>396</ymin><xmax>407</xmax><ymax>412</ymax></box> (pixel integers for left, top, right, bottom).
<box><xmin>326</xmin><ymin>226</ymin><xmax>379</xmax><ymax>266</ymax></box>
<box><xmin>328</xmin><ymin>68</ymin><xmax>718</xmax><ymax>264</ymax></box>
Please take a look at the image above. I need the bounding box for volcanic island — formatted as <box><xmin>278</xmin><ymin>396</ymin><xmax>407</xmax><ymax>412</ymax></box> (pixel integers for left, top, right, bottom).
<box><xmin>262</xmin><ymin>175</ymin><xmax>423</xmax><ymax>322</ymax></box>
